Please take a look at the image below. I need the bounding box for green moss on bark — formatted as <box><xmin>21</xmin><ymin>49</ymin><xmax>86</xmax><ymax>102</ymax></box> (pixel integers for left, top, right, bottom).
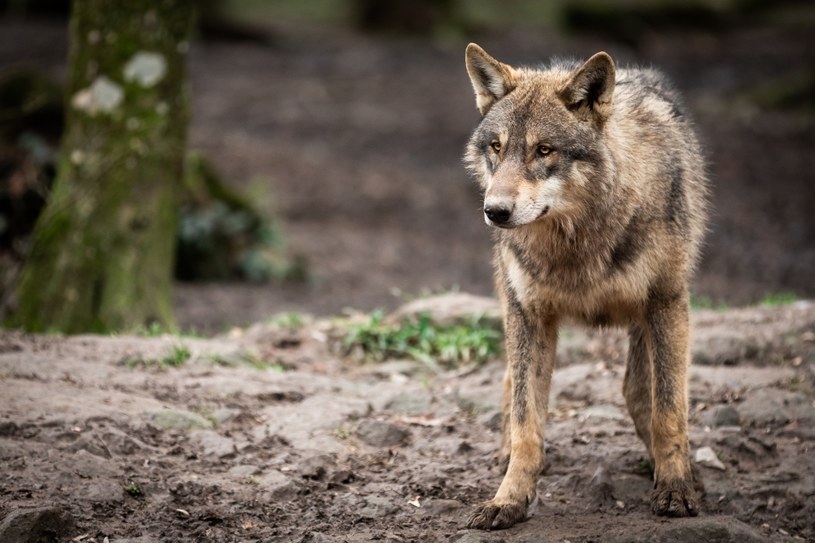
<box><xmin>13</xmin><ymin>1</ymin><xmax>194</xmax><ymax>333</ymax></box>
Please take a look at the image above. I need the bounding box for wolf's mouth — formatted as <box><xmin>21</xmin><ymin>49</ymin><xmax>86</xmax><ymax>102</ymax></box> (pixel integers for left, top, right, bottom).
<box><xmin>537</xmin><ymin>205</ymin><xmax>551</xmax><ymax>219</ymax></box>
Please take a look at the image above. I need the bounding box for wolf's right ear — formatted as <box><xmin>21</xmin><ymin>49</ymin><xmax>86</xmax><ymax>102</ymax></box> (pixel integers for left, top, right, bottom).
<box><xmin>465</xmin><ymin>43</ymin><xmax>516</xmax><ymax>115</ymax></box>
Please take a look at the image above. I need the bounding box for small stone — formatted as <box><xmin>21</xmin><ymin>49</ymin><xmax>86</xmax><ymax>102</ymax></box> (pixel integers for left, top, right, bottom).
<box><xmin>355</xmin><ymin>420</ymin><xmax>410</xmax><ymax>447</ymax></box>
<box><xmin>300</xmin><ymin>454</ymin><xmax>334</xmax><ymax>480</ymax></box>
<box><xmin>579</xmin><ymin>404</ymin><xmax>626</xmax><ymax>421</ymax></box>
<box><xmin>358</xmin><ymin>495</ymin><xmax>398</xmax><ymax>519</ymax></box>
<box><xmin>210</xmin><ymin>407</ymin><xmax>241</xmax><ymax>425</ymax></box>
<box><xmin>699</xmin><ymin>405</ymin><xmax>741</xmax><ymax>428</ymax></box>
<box><xmin>228</xmin><ymin>464</ymin><xmax>259</xmax><ymax>478</ymax></box>
<box><xmin>738</xmin><ymin>389</ymin><xmax>815</xmax><ymax>427</ymax></box>
<box><xmin>695</xmin><ymin>446</ymin><xmax>726</xmax><ymax>471</ymax></box>
<box><xmin>385</xmin><ymin>389</ymin><xmax>433</xmax><ymax>416</ymax></box>
<box><xmin>87</xmin><ymin>479</ymin><xmax>126</xmax><ymax>504</ymax></box>
<box><xmin>656</xmin><ymin>516</ymin><xmax>763</xmax><ymax>543</ymax></box>
<box><xmin>191</xmin><ymin>430</ymin><xmax>236</xmax><ymax>459</ymax></box>
<box><xmin>479</xmin><ymin>410</ymin><xmax>503</xmax><ymax>432</ymax></box>
<box><xmin>0</xmin><ymin>507</ymin><xmax>75</xmax><ymax>543</ymax></box>
<box><xmin>102</xmin><ymin>430</ymin><xmax>149</xmax><ymax>455</ymax></box>
<box><xmin>258</xmin><ymin>470</ymin><xmax>298</xmax><ymax>501</ymax></box>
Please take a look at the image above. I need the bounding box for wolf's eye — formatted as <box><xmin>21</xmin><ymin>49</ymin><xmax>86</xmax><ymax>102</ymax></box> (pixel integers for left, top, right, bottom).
<box><xmin>537</xmin><ymin>145</ymin><xmax>553</xmax><ymax>157</ymax></box>
<box><xmin>489</xmin><ymin>140</ymin><xmax>501</xmax><ymax>153</ymax></box>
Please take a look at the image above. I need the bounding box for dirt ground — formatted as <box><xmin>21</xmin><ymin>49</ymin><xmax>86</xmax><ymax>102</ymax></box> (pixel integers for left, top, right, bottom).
<box><xmin>1</xmin><ymin>295</ymin><xmax>814</xmax><ymax>542</ymax></box>
<box><xmin>2</xmin><ymin>11</ymin><xmax>815</xmax><ymax>543</ymax></box>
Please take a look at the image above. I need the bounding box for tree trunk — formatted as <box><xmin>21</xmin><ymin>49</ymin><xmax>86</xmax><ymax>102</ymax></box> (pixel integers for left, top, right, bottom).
<box><xmin>14</xmin><ymin>0</ymin><xmax>194</xmax><ymax>333</ymax></box>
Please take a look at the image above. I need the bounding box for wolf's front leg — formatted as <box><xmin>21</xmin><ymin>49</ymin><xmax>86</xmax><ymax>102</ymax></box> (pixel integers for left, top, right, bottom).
<box><xmin>467</xmin><ymin>303</ymin><xmax>557</xmax><ymax>530</ymax></box>
<box><xmin>647</xmin><ymin>290</ymin><xmax>699</xmax><ymax>517</ymax></box>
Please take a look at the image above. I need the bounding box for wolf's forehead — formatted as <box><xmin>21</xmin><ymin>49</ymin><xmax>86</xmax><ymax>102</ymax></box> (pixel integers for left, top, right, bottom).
<box><xmin>493</xmin><ymin>93</ymin><xmax>575</xmax><ymax>144</ymax></box>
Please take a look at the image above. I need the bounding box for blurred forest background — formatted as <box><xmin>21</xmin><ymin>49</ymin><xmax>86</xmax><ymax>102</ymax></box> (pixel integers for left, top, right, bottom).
<box><xmin>1</xmin><ymin>0</ymin><xmax>813</xmax><ymax>333</ymax></box>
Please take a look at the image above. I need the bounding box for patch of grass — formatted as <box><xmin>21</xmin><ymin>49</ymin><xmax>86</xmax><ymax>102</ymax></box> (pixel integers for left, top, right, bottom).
<box><xmin>268</xmin><ymin>311</ymin><xmax>305</xmax><ymax>329</ymax></box>
<box><xmin>691</xmin><ymin>295</ymin><xmax>728</xmax><ymax>311</ymax></box>
<box><xmin>125</xmin><ymin>481</ymin><xmax>143</xmax><ymax>497</ymax></box>
<box><xmin>343</xmin><ymin>311</ymin><xmax>503</xmax><ymax>368</ymax></box>
<box><xmin>125</xmin><ymin>344</ymin><xmax>192</xmax><ymax>369</ymax></box>
<box><xmin>130</xmin><ymin>322</ymin><xmax>206</xmax><ymax>338</ymax></box>
<box><xmin>758</xmin><ymin>292</ymin><xmax>798</xmax><ymax>307</ymax></box>
<box><xmin>161</xmin><ymin>344</ymin><xmax>192</xmax><ymax>367</ymax></box>
<box><xmin>333</xmin><ymin>423</ymin><xmax>351</xmax><ymax>440</ymax></box>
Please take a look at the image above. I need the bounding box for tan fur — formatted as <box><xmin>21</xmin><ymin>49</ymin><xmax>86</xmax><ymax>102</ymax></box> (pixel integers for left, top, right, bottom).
<box><xmin>463</xmin><ymin>43</ymin><xmax>709</xmax><ymax>529</ymax></box>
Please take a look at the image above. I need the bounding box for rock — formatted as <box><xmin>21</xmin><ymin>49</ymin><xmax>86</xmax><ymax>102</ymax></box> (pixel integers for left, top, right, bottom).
<box><xmin>606</xmin><ymin>516</ymin><xmax>764</xmax><ymax>543</ymax></box>
<box><xmin>0</xmin><ymin>507</ymin><xmax>75</xmax><ymax>543</ymax></box>
<box><xmin>258</xmin><ymin>470</ymin><xmax>298</xmax><ymax>501</ymax></box>
<box><xmin>387</xmin><ymin>293</ymin><xmax>502</xmax><ymax>328</ymax></box>
<box><xmin>71</xmin><ymin>448</ymin><xmax>116</xmax><ymax>478</ymax></box>
<box><xmin>146</xmin><ymin>409</ymin><xmax>213</xmax><ymax>430</ymax></box>
<box><xmin>579</xmin><ymin>404</ymin><xmax>626</xmax><ymax>421</ymax></box>
<box><xmin>588</xmin><ymin>465</ymin><xmax>615</xmax><ymax>505</ymax></box>
<box><xmin>191</xmin><ymin>430</ymin><xmax>236</xmax><ymax>459</ymax></box>
<box><xmin>385</xmin><ymin>389</ymin><xmax>434</xmax><ymax>416</ymax></box>
<box><xmin>692</xmin><ymin>328</ymin><xmax>758</xmax><ymax>366</ymax></box>
<box><xmin>695</xmin><ymin>446</ymin><xmax>726</xmax><ymax>471</ymax></box>
<box><xmin>87</xmin><ymin>479</ymin><xmax>126</xmax><ymax>504</ymax></box>
<box><xmin>228</xmin><ymin>464</ymin><xmax>259</xmax><ymax>478</ymax></box>
<box><xmin>358</xmin><ymin>495</ymin><xmax>398</xmax><ymax>519</ymax></box>
<box><xmin>102</xmin><ymin>429</ymin><xmax>150</xmax><ymax>455</ymax></box>
<box><xmin>63</xmin><ymin>434</ymin><xmax>111</xmax><ymax>458</ymax></box>
<box><xmin>737</xmin><ymin>388</ymin><xmax>815</xmax><ymax>427</ymax></box>
<box><xmin>479</xmin><ymin>410</ymin><xmax>503</xmax><ymax>432</ymax></box>
<box><xmin>355</xmin><ymin>420</ymin><xmax>410</xmax><ymax>447</ymax></box>
<box><xmin>656</xmin><ymin>516</ymin><xmax>764</xmax><ymax>543</ymax></box>
<box><xmin>699</xmin><ymin>405</ymin><xmax>741</xmax><ymax>428</ymax></box>
<box><xmin>300</xmin><ymin>453</ymin><xmax>335</xmax><ymax>480</ymax></box>
<box><xmin>210</xmin><ymin>407</ymin><xmax>241</xmax><ymax>425</ymax></box>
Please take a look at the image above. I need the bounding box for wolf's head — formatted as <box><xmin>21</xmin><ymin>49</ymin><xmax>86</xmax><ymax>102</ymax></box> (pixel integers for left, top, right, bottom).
<box><xmin>464</xmin><ymin>44</ymin><xmax>617</xmax><ymax>229</ymax></box>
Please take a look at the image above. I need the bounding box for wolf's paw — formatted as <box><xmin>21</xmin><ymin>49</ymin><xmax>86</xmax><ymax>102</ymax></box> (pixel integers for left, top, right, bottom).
<box><xmin>651</xmin><ymin>479</ymin><xmax>699</xmax><ymax>517</ymax></box>
<box><xmin>466</xmin><ymin>499</ymin><xmax>528</xmax><ymax>530</ymax></box>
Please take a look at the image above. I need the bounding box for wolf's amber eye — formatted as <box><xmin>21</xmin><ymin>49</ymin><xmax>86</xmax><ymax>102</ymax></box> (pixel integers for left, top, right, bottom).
<box><xmin>489</xmin><ymin>140</ymin><xmax>501</xmax><ymax>153</ymax></box>
<box><xmin>537</xmin><ymin>145</ymin><xmax>553</xmax><ymax>157</ymax></box>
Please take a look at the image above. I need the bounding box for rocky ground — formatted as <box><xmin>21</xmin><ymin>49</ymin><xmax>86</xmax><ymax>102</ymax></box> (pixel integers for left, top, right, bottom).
<box><xmin>1</xmin><ymin>294</ymin><xmax>814</xmax><ymax>542</ymax></box>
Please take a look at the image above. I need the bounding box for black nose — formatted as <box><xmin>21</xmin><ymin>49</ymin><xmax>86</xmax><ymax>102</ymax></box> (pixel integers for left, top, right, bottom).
<box><xmin>484</xmin><ymin>205</ymin><xmax>512</xmax><ymax>225</ymax></box>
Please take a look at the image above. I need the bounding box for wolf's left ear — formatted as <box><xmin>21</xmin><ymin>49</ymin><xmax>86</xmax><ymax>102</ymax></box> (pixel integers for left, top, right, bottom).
<box><xmin>465</xmin><ymin>43</ymin><xmax>516</xmax><ymax>115</ymax></box>
<box><xmin>558</xmin><ymin>52</ymin><xmax>616</xmax><ymax>123</ymax></box>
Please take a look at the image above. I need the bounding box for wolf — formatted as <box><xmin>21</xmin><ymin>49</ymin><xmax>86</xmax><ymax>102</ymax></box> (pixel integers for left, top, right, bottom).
<box><xmin>462</xmin><ymin>43</ymin><xmax>709</xmax><ymax>529</ymax></box>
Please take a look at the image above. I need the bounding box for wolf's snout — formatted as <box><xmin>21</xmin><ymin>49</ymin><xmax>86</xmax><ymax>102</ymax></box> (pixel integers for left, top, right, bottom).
<box><xmin>484</xmin><ymin>204</ymin><xmax>512</xmax><ymax>225</ymax></box>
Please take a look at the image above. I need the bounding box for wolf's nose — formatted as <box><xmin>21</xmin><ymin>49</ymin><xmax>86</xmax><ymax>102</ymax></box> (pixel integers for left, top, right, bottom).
<box><xmin>484</xmin><ymin>205</ymin><xmax>512</xmax><ymax>225</ymax></box>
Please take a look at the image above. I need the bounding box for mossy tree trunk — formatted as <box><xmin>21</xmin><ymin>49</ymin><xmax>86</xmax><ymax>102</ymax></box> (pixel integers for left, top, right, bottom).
<box><xmin>14</xmin><ymin>1</ymin><xmax>194</xmax><ymax>333</ymax></box>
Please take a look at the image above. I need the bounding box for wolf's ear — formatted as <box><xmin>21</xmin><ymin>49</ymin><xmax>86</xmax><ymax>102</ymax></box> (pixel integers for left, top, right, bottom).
<box><xmin>465</xmin><ymin>43</ymin><xmax>516</xmax><ymax>115</ymax></box>
<box><xmin>558</xmin><ymin>52</ymin><xmax>615</xmax><ymax>123</ymax></box>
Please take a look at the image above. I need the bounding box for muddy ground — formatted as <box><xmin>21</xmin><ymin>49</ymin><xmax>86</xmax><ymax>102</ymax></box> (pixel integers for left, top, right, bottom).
<box><xmin>1</xmin><ymin>295</ymin><xmax>814</xmax><ymax>542</ymax></box>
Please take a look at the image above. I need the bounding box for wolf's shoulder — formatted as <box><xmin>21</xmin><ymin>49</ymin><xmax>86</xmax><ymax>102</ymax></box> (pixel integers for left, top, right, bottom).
<box><xmin>614</xmin><ymin>65</ymin><xmax>687</xmax><ymax>120</ymax></box>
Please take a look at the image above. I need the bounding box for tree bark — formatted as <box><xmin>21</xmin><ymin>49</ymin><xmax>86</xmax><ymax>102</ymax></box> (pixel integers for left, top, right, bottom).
<box><xmin>14</xmin><ymin>0</ymin><xmax>194</xmax><ymax>333</ymax></box>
